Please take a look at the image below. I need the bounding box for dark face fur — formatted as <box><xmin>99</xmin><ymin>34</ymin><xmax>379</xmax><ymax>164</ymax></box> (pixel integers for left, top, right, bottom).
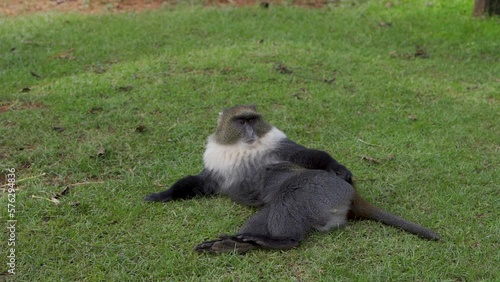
<box><xmin>214</xmin><ymin>105</ymin><xmax>272</xmax><ymax>145</ymax></box>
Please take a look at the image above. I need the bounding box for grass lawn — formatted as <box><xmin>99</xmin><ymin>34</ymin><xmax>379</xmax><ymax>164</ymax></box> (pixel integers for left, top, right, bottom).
<box><xmin>1</xmin><ymin>0</ymin><xmax>499</xmax><ymax>280</ymax></box>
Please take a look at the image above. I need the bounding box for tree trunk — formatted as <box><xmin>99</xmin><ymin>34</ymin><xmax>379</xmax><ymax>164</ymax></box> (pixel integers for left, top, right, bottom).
<box><xmin>474</xmin><ymin>0</ymin><xmax>500</xmax><ymax>16</ymax></box>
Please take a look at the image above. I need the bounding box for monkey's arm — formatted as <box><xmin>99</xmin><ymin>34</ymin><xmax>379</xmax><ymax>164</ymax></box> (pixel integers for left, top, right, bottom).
<box><xmin>144</xmin><ymin>169</ymin><xmax>218</xmax><ymax>202</ymax></box>
<box><xmin>278</xmin><ymin>140</ymin><xmax>353</xmax><ymax>184</ymax></box>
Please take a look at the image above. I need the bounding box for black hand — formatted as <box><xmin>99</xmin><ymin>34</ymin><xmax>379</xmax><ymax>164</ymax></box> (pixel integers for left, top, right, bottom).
<box><xmin>144</xmin><ymin>190</ymin><xmax>173</xmax><ymax>202</ymax></box>
<box><xmin>334</xmin><ymin>166</ymin><xmax>353</xmax><ymax>184</ymax></box>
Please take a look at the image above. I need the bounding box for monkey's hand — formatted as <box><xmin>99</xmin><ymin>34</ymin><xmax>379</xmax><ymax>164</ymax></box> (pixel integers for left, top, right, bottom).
<box><xmin>143</xmin><ymin>192</ymin><xmax>173</xmax><ymax>202</ymax></box>
<box><xmin>331</xmin><ymin>165</ymin><xmax>353</xmax><ymax>184</ymax></box>
<box><xmin>194</xmin><ymin>235</ymin><xmax>257</xmax><ymax>254</ymax></box>
<box><xmin>287</xmin><ymin>147</ymin><xmax>353</xmax><ymax>184</ymax></box>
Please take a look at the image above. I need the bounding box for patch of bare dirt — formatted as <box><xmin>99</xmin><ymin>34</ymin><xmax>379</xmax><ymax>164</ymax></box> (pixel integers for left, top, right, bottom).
<box><xmin>0</xmin><ymin>0</ymin><xmax>174</xmax><ymax>16</ymax></box>
<box><xmin>1</xmin><ymin>0</ymin><xmax>329</xmax><ymax>16</ymax></box>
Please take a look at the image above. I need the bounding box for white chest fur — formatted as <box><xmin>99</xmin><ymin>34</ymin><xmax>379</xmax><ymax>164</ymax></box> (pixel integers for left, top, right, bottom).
<box><xmin>203</xmin><ymin>127</ymin><xmax>287</xmax><ymax>190</ymax></box>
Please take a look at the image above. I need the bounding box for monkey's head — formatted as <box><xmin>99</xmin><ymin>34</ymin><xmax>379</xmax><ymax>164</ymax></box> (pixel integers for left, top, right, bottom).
<box><xmin>214</xmin><ymin>105</ymin><xmax>272</xmax><ymax>145</ymax></box>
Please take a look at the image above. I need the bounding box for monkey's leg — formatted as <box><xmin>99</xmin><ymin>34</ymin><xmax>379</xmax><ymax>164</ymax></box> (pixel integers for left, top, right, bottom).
<box><xmin>238</xmin><ymin>207</ymin><xmax>271</xmax><ymax>235</ymax></box>
<box><xmin>197</xmin><ymin>208</ymin><xmax>300</xmax><ymax>253</ymax></box>
<box><xmin>144</xmin><ymin>170</ymin><xmax>217</xmax><ymax>202</ymax></box>
<box><xmin>195</xmin><ymin>209</ymin><xmax>272</xmax><ymax>253</ymax></box>
<box><xmin>194</xmin><ymin>208</ymin><xmax>273</xmax><ymax>253</ymax></box>
<box><xmin>236</xmin><ymin>206</ymin><xmax>304</xmax><ymax>250</ymax></box>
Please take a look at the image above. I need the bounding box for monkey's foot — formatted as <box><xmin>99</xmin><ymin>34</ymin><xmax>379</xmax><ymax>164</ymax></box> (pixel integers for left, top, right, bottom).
<box><xmin>194</xmin><ymin>235</ymin><xmax>257</xmax><ymax>254</ymax></box>
<box><xmin>234</xmin><ymin>234</ymin><xmax>299</xmax><ymax>250</ymax></box>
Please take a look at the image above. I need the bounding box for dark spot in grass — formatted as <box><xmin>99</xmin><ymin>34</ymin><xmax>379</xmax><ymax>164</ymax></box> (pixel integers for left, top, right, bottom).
<box><xmin>20</xmin><ymin>87</ymin><xmax>31</xmax><ymax>93</ymax></box>
<box><xmin>54</xmin><ymin>187</ymin><xmax>70</xmax><ymax>200</ymax></box>
<box><xmin>30</xmin><ymin>71</ymin><xmax>42</xmax><ymax>78</ymax></box>
<box><xmin>88</xmin><ymin>107</ymin><xmax>103</xmax><ymax>114</ymax></box>
<box><xmin>85</xmin><ymin>63</ymin><xmax>112</xmax><ymax>74</ymax></box>
<box><xmin>221</xmin><ymin>67</ymin><xmax>233</xmax><ymax>74</ymax></box>
<box><xmin>414</xmin><ymin>46</ymin><xmax>430</xmax><ymax>58</ymax></box>
<box><xmin>291</xmin><ymin>88</ymin><xmax>308</xmax><ymax>100</ymax></box>
<box><xmin>20</xmin><ymin>161</ymin><xmax>32</xmax><ymax>169</ymax></box>
<box><xmin>96</xmin><ymin>146</ymin><xmax>107</xmax><ymax>158</ymax></box>
<box><xmin>260</xmin><ymin>1</ymin><xmax>269</xmax><ymax>8</ymax></box>
<box><xmin>59</xmin><ymin>187</ymin><xmax>70</xmax><ymax>196</ymax></box>
<box><xmin>361</xmin><ymin>155</ymin><xmax>381</xmax><ymax>164</ymax></box>
<box><xmin>117</xmin><ymin>85</ymin><xmax>133</xmax><ymax>92</ymax></box>
<box><xmin>93</xmin><ymin>65</ymin><xmax>107</xmax><ymax>74</ymax></box>
<box><xmin>379</xmin><ymin>21</ymin><xmax>392</xmax><ymax>28</ymax></box>
<box><xmin>90</xmin><ymin>145</ymin><xmax>107</xmax><ymax>159</ymax></box>
<box><xmin>135</xmin><ymin>125</ymin><xmax>147</xmax><ymax>133</ymax></box>
<box><xmin>52</xmin><ymin>126</ymin><xmax>66</xmax><ymax>132</ymax></box>
<box><xmin>407</xmin><ymin>114</ymin><xmax>417</xmax><ymax>121</ymax></box>
<box><xmin>275</xmin><ymin>63</ymin><xmax>293</xmax><ymax>74</ymax></box>
<box><xmin>466</xmin><ymin>85</ymin><xmax>480</xmax><ymax>91</ymax></box>
<box><xmin>18</xmin><ymin>144</ymin><xmax>35</xmax><ymax>151</ymax></box>
<box><xmin>323</xmin><ymin>77</ymin><xmax>336</xmax><ymax>84</ymax></box>
<box><xmin>10</xmin><ymin>47</ymin><xmax>16</xmax><ymax>52</ymax></box>
<box><xmin>70</xmin><ymin>201</ymin><xmax>81</xmax><ymax>207</ymax></box>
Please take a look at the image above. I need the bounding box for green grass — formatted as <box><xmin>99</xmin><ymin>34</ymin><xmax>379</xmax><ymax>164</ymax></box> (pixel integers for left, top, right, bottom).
<box><xmin>1</xmin><ymin>0</ymin><xmax>499</xmax><ymax>281</ymax></box>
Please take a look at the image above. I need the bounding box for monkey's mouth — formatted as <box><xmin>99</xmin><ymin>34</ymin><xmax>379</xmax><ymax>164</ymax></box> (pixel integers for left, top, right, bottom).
<box><xmin>245</xmin><ymin>138</ymin><xmax>257</xmax><ymax>144</ymax></box>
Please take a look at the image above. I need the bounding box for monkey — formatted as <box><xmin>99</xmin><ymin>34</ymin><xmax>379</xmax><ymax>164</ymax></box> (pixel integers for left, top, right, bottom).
<box><xmin>194</xmin><ymin>161</ymin><xmax>440</xmax><ymax>253</ymax></box>
<box><xmin>144</xmin><ymin>105</ymin><xmax>440</xmax><ymax>251</ymax></box>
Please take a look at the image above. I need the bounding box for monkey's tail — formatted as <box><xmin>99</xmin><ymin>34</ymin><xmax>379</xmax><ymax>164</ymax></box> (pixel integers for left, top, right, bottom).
<box><xmin>349</xmin><ymin>192</ymin><xmax>440</xmax><ymax>240</ymax></box>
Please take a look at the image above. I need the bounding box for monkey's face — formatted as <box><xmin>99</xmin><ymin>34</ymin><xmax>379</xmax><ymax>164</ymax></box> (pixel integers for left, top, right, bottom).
<box><xmin>214</xmin><ymin>105</ymin><xmax>272</xmax><ymax>145</ymax></box>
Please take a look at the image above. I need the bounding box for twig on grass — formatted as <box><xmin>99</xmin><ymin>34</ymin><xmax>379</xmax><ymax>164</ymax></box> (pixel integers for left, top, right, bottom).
<box><xmin>32</xmin><ymin>195</ymin><xmax>60</xmax><ymax>205</ymax></box>
<box><xmin>357</xmin><ymin>139</ymin><xmax>382</xmax><ymax>147</ymax></box>
<box><xmin>68</xmin><ymin>181</ymin><xmax>105</xmax><ymax>187</ymax></box>
<box><xmin>0</xmin><ymin>173</ymin><xmax>46</xmax><ymax>189</ymax></box>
